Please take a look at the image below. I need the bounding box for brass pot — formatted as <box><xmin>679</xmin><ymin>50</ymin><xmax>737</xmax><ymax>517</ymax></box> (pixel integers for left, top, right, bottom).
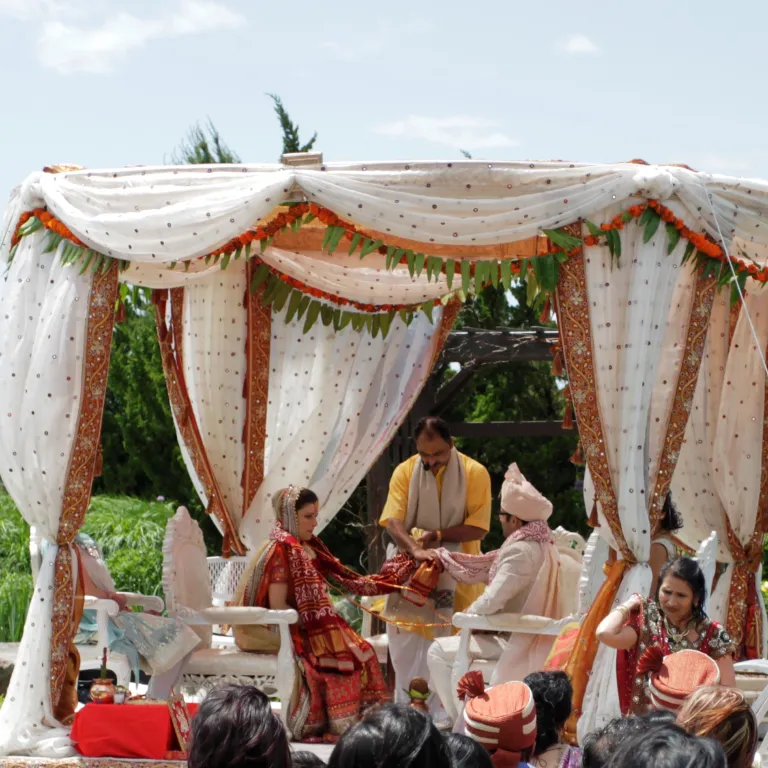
<box><xmin>90</xmin><ymin>678</ymin><xmax>116</xmax><ymax>704</ymax></box>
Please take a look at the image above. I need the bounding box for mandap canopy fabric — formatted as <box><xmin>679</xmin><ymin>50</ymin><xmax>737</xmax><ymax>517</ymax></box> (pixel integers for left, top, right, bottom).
<box><xmin>0</xmin><ymin>159</ymin><xmax>767</xmax><ymax>754</ymax></box>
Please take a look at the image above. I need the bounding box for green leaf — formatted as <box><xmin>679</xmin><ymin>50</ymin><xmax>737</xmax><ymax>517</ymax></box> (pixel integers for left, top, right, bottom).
<box><xmin>303</xmin><ymin>213</ymin><xmax>316</xmax><ymax>225</ymax></box>
<box><xmin>422</xmin><ymin>301</ymin><xmax>435</xmax><ymax>324</ymax></box>
<box><xmin>461</xmin><ymin>260</ymin><xmax>471</xmax><ymax>294</ymax></box>
<box><xmin>351</xmin><ymin>314</ymin><xmax>365</xmax><ymax>332</ymax></box>
<box><xmin>553</xmin><ymin>251</ymin><xmax>569</xmax><ymax>264</ymax></box>
<box><xmin>260</xmin><ymin>275</ymin><xmax>280</xmax><ymax>306</ymax></box>
<box><xmin>426</xmin><ymin>256</ymin><xmax>442</xmax><ymax>282</ymax></box>
<box><xmin>338</xmin><ymin>311</ymin><xmax>353</xmax><ymax>331</ymax></box>
<box><xmin>221</xmin><ymin>252</ymin><xmax>231</xmax><ymax>270</ymax></box>
<box><xmin>44</xmin><ymin>232</ymin><xmax>63</xmax><ymax>254</ymax></box>
<box><xmin>526</xmin><ymin>268</ymin><xmax>539</xmax><ymax>306</ymax></box>
<box><xmin>682</xmin><ymin>240</ymin><xmax>696</xmax><ymax>265</ymax></box>
<box><xmin>399</xmin><ymin>308</ymin><xmax>409</xmax><ymax>325</ymax></box>
<box><xmin>643</xmin><ymin>211</ymin><xmax>662</xmax><ymax>244</ymax></box>
<box><xmin>272</xmin><ymin>280</ymin><xmax>292</xmax><ymax>312</ymax></box>
<box><xmin>392</xmin><ymin>248</ymin><xmax>405</xmax><ymax>269</ymax></box>
<box><xmin>519</xmin><ymin>258</ymin><xmax>529</xmax><ymax>278</ymax></box>
<box><xmin>585</xmin><ymin>220</ymin><xmax>603</xmax><ymax>238</ymax></box>
<box><xmin>607</xmin><ymin>229</ymin><xmax>622</xmax><ymax>262</ymax></box>
<box><xmin>702</xmin><ymin>258</ymin><xmax>717</xmax><ymax>280</ymax></box>
<box><xmin>184</xmin><ymin>260</ymin><xmax>191</xmax><ymax>273</ymax></box>
<box><xmin>445</xmin><ymin>259</ymin><xmax>456</xmax><ymax>289</ymax></box>
<box><xmin>290</xmin><ymin>217</ymin><xmax>301</xmax><ymax>234</ymax></box>
<box><xmin>205</xmin><ymin>255</ymin><xmax>212</xmax><ymax>265</ymax></box>
<box><xmin>327</xmin><ymin>226</ymin><xmax>346</xmax><ymax>254</ymax></box>
<box><xmin>370</xmin><ymin>313</ymin><xmax>381</xmax><ymax>338</ymax></box>
<box><xmin>321</xmin><ymin>225</ymin><xmax>334</xmax><ymax>251</ymax></box>
<box><xmin>621</xmin><ymin>212</ymin><xmax>633</xmax><ymax>223</ymax></box>
<box><xmin>360</xmin><ymin>238</ymin><xmax>381</xmax><ymax>258</ymax></box>
<box><xmin>474</xmin><ymin>261</ymin><xmax>490</xmax><ymax>292</ymax></box>
<box><xmin>101</xmin><ymin>255</ymin><xmax>113</xmax><ymax>274</ymax></box>
<box><xmin>244</xmin><ymin>243</ymin><xmax>251</xmax><ymax>260</ymax></box>
<box><xmin>539</xmin><ymin>255</ymin><xmax>558</xmax><ymax>293</ymax></box>
<box><xmin>666</xmin><ymin>224</ymin><xmax>681</xmax><ymax>255</ymax></box>
<box><xmin>233</xmin><ymin>247</ymin><xmax>242</xmax><ymax>261</ymax></box>
<box><xmin>490</xmin><ymin>261</ymin><xmax>499</xmax><ymax>288</ymax></box>
<box><xmin>531</xmin><ymin>255</ymin><xmax>545</xmax><ymax>288</ymax></box>
<box><xmin>500</xmin><ymin>260</ymin><xmax>512</xmax><ymax>291</ymax></box>
<box><xmin>320</xmin><ymin>303</ymin><xmax>334</xmax><ymax>326</ymax></box>
<box><xmin>296</xmin><ymin>294</ymin><xmax>311</xmax><ymax>320</ymax></box>
<box><xmin>379</xmin><ymin>311</ymin><xmax>394</xmax><ymax>338</ymax></box>
<box><xmin>542</xmin><ymin>229</ymin><xmax>582</xmax><ymax>251</ymax></box>
<box><xmin>638</xmin><ymin>206</ymin><xmax>654</xmax><ymax>228</ymax></box>
<box><xmin>414</xmin><ymin>252</ymin><xmax>425</xmax><ymax>276</ymax></box>
<box><xmin>303</xmin><ymin>300</ymin><xmax>321</xmax><ymax>333</ymax></box>
<box><xmin>364</xmin><ymin>315</ymin><xmax>373</xmax><ymax>335</ymax></box>
<box><xmin>260</xmin><ymin>236</ymin><xmax>270</xmax><ymax>253</ymax></box>
<box><xmin>348</xmin><ymin>232</ymin><xmax>362</xmax><ymax>256</ymax></box>
<box><xmin>284</xmin><ymin>290</ymin><xmax>304</xmax><ymax>323</ymax></box>
<box><xmin>249</xmin><ymin>262</ymin><xmax>271</xmax><ymax>294</ymax></box>
<box><xmin>385</xmin><ymin>245</ymin><xmax>397</xmax><ymax>270</ymax></box>
<box><xmin>406</xmin><ymin>251</ymin><xmax>416</xmax><ymax>278</ymax></box>
<box><xmin>78</xmin><ymin>249</ymin><xmax>94</xmax><ymax>275</ymax></box>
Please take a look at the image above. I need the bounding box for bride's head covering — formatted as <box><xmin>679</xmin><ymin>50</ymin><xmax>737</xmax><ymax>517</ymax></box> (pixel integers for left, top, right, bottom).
<box><xmin>272</xmin><ymin>486</ymin><xmax>302</xmax><ymax>537</ymax></box>
<box><xmin>500</xmin><ymin>463</ymin><xmax>553</xmax><ymax>522</ymax></box>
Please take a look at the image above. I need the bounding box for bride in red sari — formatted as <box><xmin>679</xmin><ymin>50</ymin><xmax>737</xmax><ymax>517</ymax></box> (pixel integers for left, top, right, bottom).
<box><xmin>235</xmin><ymin>485</ymin><xmax>430</xmax><ymax>741</ymax></box>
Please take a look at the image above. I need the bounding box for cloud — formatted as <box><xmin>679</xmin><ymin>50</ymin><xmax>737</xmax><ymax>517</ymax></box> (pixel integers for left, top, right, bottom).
<box><xmin>695</xmin><ymin>153</ymin><xmax>752</xmax><ymax>175</ymax></box>
<box><xmin>1</xmin><ymin>0</ymin><xmax>245</xmax><ymax>74</ymax></box>
<box><xmin>562</xmin><ymin>34</ymin><xmax>598</xmax><ymax>54</ymax></box>
<box><xmin>373</xmin><ymin>116</ymin><xmax>519</xmax><ymax>150</ymax></box>
<box><xmin>319</xmin><ymin>38</ymin><xmax>386</xmax><ymax>62</ymax></box>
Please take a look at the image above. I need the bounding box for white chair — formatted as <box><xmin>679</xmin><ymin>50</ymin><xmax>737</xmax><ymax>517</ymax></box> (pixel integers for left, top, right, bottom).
<box><xmin>162</xmin><ymin>507</ymin><xmax>298</xmax><ymax>732</ymax></box>
<box><xmin>449</xmin><ymin>527</ymin><xmax>586</xmax><ymax>714</ymax></box>
<box><xmin>206</xmin><ymin>555</ymin><xmax>249</xmax><ymax>647</ymax></box>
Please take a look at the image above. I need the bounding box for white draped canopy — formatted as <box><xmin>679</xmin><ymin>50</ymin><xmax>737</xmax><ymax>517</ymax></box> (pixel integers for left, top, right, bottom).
<box><xmin>1</xmin><ymin>159</ymin><xmax>767</xmax><ymax>754</ymax></box>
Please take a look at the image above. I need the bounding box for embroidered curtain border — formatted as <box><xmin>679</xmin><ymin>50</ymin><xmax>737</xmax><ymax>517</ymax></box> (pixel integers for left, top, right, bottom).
<box><xmin>50</xmin><ymin>262</ymin><xmax>119</xmax><ymax>706</ymax></box>
<box><xmin>153</xmin><ymin>288</ymin><xmax>245</xmax><ymax>556</ymax></box>
<box><xmin>648</xmin><ymin>265</ymin><xmax>718</xmax><ymax>530</ymax></box>
<box><xmin>241</xmin><ymin>263</ymin><xmax>272</xmax><ymax>522</ymax></box>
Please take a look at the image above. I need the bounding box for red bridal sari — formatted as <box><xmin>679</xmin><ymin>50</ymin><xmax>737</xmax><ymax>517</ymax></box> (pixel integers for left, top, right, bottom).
<box><xmin>616</xmin><ymin>597</ymin><xmax>736</xmax><ymax>715</ymax></box>
<box><xmin>237</xmin><ymin>523</ymin><xmax>434</xmax><ymax>740</ymax></box>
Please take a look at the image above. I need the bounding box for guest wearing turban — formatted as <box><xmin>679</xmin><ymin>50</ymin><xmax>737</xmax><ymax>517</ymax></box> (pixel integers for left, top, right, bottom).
<box><xmin>427</xmin><ymin>464</ymin><xmax>565</xmax><ymax>722</ymax></box>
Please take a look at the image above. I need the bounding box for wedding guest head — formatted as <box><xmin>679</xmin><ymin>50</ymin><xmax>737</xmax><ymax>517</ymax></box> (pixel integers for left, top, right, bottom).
<box><xmin>188</xmin><ymin>683</ymin><xmax>290</xmax><ymax>768</ymax></box>
<box><xmin>443</xmin><ymin>732</ymin><xmax>493</xmax><ymax>768</ymax></box>
<box><xmin>677</xmin><ymin>686</ymin><xmax>758</xmax><ymax>768</ymax></box>
<box><xmin>292</xmin><ymin>751</ymin><xmax>326</xmax><ymax>768</ymax></box>
<box><xmin>413</xmin><ymin>416</ymin><xmax>454</xmax><ymax>472</ymax></box>
<box><xmin>327</xmin><ymin>704</ymin><xmax>451</xmax><ymax>768</ymax></box>
<box><xmin>523</xmin><ymin>670</ymin><xmax>573</xmax><ymax>757</ymax></box>
<box><xmin>656</xmin><ymin>556</ymin><xmax>708</xmax><ymax>618</ymax></box>
<box><xmin>581</xmin><ymin>716</ymin><xmax>655</xmax><ymax>768</ymax></box>
<box><xmin>639</xmin><ymin>709</ymin><xmax>677</xmax><ymax>726</ymax></box>
<box><xmin>606</xmin><ymin>722</ymin><xmax>726</xmax><ymax>768</ymax></box>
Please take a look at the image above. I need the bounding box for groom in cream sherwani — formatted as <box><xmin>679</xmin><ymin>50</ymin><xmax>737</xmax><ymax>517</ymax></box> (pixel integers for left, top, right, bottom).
<box><xmin>378</xmin><ymin>416</ymin><xmax>491</xmax><ymax>712</ymax></box>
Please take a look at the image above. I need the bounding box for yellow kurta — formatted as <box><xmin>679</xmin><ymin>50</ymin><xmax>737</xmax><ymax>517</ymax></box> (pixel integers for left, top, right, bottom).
<box><xmin>379</xmin><ymin>452</ymin><xmax>492</xmax><ymax>615</ymax></box>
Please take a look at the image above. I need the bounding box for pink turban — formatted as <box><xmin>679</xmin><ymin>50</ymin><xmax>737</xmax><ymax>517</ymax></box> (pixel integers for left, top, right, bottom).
<box><xmin>500</xmin><ymin>463</ymin><xmax>553</xmax><ymax>522</ymax></box>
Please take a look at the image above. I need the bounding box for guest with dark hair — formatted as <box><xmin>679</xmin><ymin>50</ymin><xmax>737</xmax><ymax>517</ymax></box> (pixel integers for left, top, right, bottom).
<box><xmin>677</xmin><ymin>686</ymin><xmax>758</xmax><ymax>768</ymax></box>
<box><xmin>606</xmin><ymin>722</ymin><xmax>726</xmax><ymax>768</ymax></box>
<box><xmin>523</xmin><ymin>671</ymin><xmax>581</xmax><ymax>768</ymax></box>
<box><xmin>597</xmin><ymin>555</ymin><xmax>736</xmax><ymax>715</ymax></box>
<box><xmin>639</xmin><ymin>709</ymin><xmax>677</xmax><ymax>726</ymax></box>
<box><xmin>650</xmin><ymin>492</ymin><xmax>684</xmax><ymax>594</ymax></box>
<box><xmin>327</xmin><ymin>703</ymin><xmax>451</xmax><ymax>768</ymax></box>
<box><xmin>581</xmin><ymin>716</ymin><xmax>657</xmax><ymax>768</ymax></box>
<box><xmin>188</xmin><ymin>683</ymin><xmax>291</xmax><ymax>768</ymax></box>
<box><xmin>444</xmin><ymin>732</ymin><xmax>493</xmax><ymax>768</ymax></box>
<box><xmin>292</xmin><ymin>751</ymin><xmax>326</xmax><ymax>768</ymax></box>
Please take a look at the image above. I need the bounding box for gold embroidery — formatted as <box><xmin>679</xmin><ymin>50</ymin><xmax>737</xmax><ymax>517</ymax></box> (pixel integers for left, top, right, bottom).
<box><xmin>50</xmin><ymin>263</ymin><xmax>119</xmax><ymax>707</ymax></box>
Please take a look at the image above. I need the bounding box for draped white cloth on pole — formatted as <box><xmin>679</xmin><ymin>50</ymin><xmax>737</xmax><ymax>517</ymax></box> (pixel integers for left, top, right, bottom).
<box><xmin>0</xmin><ymin>231</ymin><xmax>93</xmax><ymax>756</ymax></box>
<box><xmin>239</xmin><ymin>305</ymin><xmax>446</xmax><ymax>549</ymax></box>
<box><xmin>10</xmin><ymin>163</ymin><xmax>768</xmax><ymax>265</ymax></box>
<box><xmin>575</xmin><ymin>202</ymin><xmax>700</xmax><ymax>741</ymax></box>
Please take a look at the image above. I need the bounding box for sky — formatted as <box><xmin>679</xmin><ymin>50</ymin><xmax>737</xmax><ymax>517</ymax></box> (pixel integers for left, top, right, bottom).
<box><xmin>1</xmin><ymin>0</ymin><xmax>768</xmax><ymax>200</ymax></box>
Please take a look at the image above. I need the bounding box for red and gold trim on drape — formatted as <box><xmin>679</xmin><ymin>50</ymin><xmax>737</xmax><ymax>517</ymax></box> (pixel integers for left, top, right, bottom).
<box><xmin>430</xmin><ymin>300</ymin><xmax>462</xmax><ymax>368</ymax></box>
<box><xmin>154</xmin><ymin>288</ymin><xmax>245</xmax><ymax>556</ymax></box>
<box><xmin>552</xmin><ymin>232</ymin><xmax>626</xmax><ymax>555</ymax></box>
<box><xmin>648</xmin><ymin>265</ymin><xmax>718</xmax><ymax>531</ymax></box>
<box><xmin>51</xmin><ymin>262</ymin><xmax>119</xmax><ymax>708</ymax></box>
<box><xmin>241</xmin><ymin>262</ymin><xmax>273</xmax><ymax>519</ymax></box>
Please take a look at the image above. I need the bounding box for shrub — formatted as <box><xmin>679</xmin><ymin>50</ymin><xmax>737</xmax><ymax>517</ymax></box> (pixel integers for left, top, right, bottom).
<box><xmin>0</xmin><ymin>573</ymin><xmax>34</xmax><ymax>643</ymax></box>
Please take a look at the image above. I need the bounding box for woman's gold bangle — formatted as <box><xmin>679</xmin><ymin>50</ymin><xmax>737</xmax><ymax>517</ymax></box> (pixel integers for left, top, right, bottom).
<box><xmin>436</xmin><ymin>530</ymin><xmax>442</xmax><ymax>544</ymax></box>
<box><xmin>615</xmin><ymin>604</ymin><xmax>629</xmax><ymax>622</ymax></box>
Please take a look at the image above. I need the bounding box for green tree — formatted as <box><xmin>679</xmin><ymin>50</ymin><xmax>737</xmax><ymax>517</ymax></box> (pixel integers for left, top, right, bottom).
<box><xmin>170</xmin><ymin>120</ymin><xmax>241</xmax><ymax>165</ymax></box>
<box><xmin>437</xmin><ymin>280</ymin><xmax>585</xmax><ymax>550</ymax></box>
<box><xmin>267</xmin><ymin>94</ymin><xmax>317</xmax><ymax>155</ymax></box>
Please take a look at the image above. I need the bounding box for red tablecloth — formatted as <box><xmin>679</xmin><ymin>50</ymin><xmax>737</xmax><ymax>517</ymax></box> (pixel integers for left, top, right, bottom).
<box><xmin>71</xmin><ymin>702</ymin><xmax>198</xmax><ymax>759</ymax></box>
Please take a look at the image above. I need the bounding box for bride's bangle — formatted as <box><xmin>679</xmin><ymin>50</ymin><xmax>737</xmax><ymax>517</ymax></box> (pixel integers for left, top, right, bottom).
<box><xmin>615</xmin><ymin>604</ymin><xmax>630</xmax><ymax>622</ymax></box>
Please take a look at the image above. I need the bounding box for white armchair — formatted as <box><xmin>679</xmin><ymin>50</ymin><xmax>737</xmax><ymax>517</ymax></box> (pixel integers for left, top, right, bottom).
<box><xmin>448</xmin><ymin>526</ymin><xmax>586</xmax><ymax>716</ymax></box>
<box><xmin>162</xmin><ymin>507</ymin><xmax>298</xmax><ymax>732</ymax></box>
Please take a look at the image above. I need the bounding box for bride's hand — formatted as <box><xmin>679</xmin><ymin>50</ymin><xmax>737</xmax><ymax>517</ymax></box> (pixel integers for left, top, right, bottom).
<box><xmin>411</xmin><ymin>547</ymin><xmax>439</xmax><ymax>562</ymax></box>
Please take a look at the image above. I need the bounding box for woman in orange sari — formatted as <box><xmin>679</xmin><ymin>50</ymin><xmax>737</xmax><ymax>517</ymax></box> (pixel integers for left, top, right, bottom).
<box><xmin>235</xmin><ymin>486</ymin><xmax>428</xmax><ymax>742</ymax></box>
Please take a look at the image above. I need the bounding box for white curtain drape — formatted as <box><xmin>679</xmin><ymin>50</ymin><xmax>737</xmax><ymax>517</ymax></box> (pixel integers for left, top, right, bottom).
<box><xmin>10</xmin><ymin>163</ymin><xmax>768</xmax><ymax>265</ymax></box>
<box><xmin>574</xmin><ymin>202</ymin><xmax>707</xmax><ymax>740</ymax></box>
<box><xmin>239</xmin><ymin>305</ymin><xmax>448</xmax><ymax>549</ymax></box>
<box><xmin>0</xmin><ymin>231</ymin><xmax>93</xmax><ymax>756</ymax></box>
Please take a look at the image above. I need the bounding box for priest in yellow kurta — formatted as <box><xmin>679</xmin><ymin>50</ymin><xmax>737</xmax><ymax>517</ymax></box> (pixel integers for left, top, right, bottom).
<box><xmin>378</xmin><ymin>416</ymin><xmax>491</xmax><ymax>714</ymax></box>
